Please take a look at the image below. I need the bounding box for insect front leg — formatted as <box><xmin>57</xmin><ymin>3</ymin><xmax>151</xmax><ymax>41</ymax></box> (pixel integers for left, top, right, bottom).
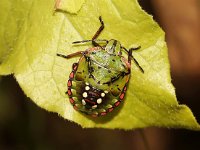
<box><xmin>91</xmin><ymin>16</ymin><xmax>104</xmax><ymax>47</ymax></box>
<box><xmin>72</xmin><ymin>16</ymin><xmax>107</xmax><ymax>47</ymax></box>
<box><xmin>92</xmin><ymin>16</ymin><xmax>104</xmax><ymax>40</ymax></box>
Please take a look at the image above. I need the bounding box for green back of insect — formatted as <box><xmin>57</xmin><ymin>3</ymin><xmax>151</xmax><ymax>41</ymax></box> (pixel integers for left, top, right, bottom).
<box><xmin>105</xmin><ymin>39</ymin><xmax>121</xmax><ymax>55</ymax></box>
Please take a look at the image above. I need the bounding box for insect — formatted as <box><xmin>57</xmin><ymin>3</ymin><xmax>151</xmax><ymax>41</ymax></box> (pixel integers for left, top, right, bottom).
<box><xmin>57</xmin><ymin>17</ymin><xmax>144</xmax><ymax>117</ymax></box>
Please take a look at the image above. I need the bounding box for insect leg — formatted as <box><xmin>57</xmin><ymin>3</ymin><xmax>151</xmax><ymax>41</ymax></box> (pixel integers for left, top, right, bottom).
<box><xmin>129</xmin><ymin>46</ymin><xmax>141</xmax><ymax>51</ymax></box>
<box><xmin>72</xmin><ymin>16</ymin><xmax>107</xmax><ymax>47</ymax></box>
<box><xmin>57</xmin><ymin>51</ymin><xmax>84</xmax><ymax>59</ymax></box>
<box><xmin>92</xmin><ymin>16</ymin><xmax>104</xmax><ymax>40</ymax></box>
<box><xmin>91</xmin><ymin>16</ymin><xmax>105</xmax><ymax>47</ymax></box>
<box><xmin>128</xmin><ymin>47</ymin><xmax>144</xmax><ymax>73</ymax></box>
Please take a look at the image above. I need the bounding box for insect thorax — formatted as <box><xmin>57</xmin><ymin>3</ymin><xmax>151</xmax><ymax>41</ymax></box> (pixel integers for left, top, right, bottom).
<box><xmin>87</xmin><ymin>49</ymin><xmax>129</xmax><ymax>86</ymax></box>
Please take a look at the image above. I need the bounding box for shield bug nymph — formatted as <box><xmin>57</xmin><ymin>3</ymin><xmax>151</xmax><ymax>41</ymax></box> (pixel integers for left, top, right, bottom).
<box><xmin>57</xmin><ymin>16</ymin><xmax>144</xmax><ymax>117</ymax></box>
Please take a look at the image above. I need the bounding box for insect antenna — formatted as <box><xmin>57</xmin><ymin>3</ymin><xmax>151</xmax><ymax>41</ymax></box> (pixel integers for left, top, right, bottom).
<box><xmin>121</xmin><ymin>46</ymin><xmax>144</xmax><ymax>73</ymax></box>
<box><xmin>72</xmin><ymin>39</ymin><xmax>108</xmax><ymax>44</ymax></box>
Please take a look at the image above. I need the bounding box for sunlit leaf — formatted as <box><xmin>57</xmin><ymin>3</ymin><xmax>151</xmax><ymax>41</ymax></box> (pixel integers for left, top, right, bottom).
<box><xmin>0</xmin><ymin>0</ymin><xmax>199</xmax><ymax>130</ymax></box>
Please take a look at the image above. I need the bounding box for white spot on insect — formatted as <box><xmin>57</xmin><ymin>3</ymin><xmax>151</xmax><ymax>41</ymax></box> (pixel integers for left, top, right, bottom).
<box><xmin>82</xmin><ymin>92</ymin><xmax>88</xmax><ymax>98</ymax></box>
<box><xmin>85</xmin><ymin>82</ymin><xmax>89</xmax><ymax>85</ymax></box>
<box><xmin>97</xmin><ymin>98</ymin><xmax>102</xmax><ymax>104</ymax></box>
<box><xmin>104</xmin><ymin>90</ymin><xmax>108</xmax><ymax>94</ymax></box>
<box><xmin>92</xmin><ymin>105</ymin><xmax>97</xmax><ymax>109</ymax></box>
<box><xmin>85</xmin><ymin>86</ymin><xmax>90</xmax><ymax>91</ymax></box>
<box><xmin>101</xmin><ymin>92</ymin><xmax>105</xmax><ymax>97</ymax></box>
<box><xmin>82</xmin><ymin>99</ymin><xmax>86</xmax><ymax>105</ymax></box>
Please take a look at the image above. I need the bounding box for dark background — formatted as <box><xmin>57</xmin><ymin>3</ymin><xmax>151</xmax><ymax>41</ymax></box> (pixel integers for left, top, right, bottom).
<box><xmin>0</xmin><ymin>0</ymin><xmax>200</xmax><ymax>150</ymax></box>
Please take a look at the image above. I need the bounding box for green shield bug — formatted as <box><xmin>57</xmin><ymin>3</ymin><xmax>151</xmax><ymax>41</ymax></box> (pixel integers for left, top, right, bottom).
<box><xmin>57</xmin><ymin>17</ymin><xmax>144</xmax><ymax>117</ymax></box>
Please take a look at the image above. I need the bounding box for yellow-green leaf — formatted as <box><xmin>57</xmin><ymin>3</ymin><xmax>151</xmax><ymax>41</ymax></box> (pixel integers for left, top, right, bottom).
<box><xmin>0</xmin><ymin>0</ymin><xmax>199</xmax><ymax>130</ymax></box>
<box><xmin>54</xmin><ymin>0</ymin><xmax>85</xmax><ymax>14</ymax></box>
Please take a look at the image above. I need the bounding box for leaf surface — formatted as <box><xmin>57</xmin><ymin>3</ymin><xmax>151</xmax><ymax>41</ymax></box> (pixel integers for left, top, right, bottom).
<box><xmin>0</xmin><ymin>0</ymin><xmax>199</xmax><ymax>130</ymax></box>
